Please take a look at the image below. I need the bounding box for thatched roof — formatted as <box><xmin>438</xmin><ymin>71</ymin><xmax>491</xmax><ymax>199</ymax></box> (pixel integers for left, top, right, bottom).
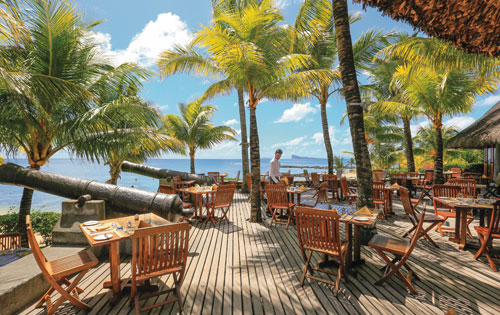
<box><xmin>447</xmin><ymin>101</ymin><xmax>500</xmax><ymax>149</ymax></box>
<box><xmin>355</xmin><ymin>0</ymin><xmax>500</xmax><ymax>57</ymax></box>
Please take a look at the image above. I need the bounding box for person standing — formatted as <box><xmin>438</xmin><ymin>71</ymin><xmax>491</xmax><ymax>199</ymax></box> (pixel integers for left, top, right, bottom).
<box><xmin>269</xmin><ymin>149</ymin><xmax>283</xmax><ymax>184</ymax></box>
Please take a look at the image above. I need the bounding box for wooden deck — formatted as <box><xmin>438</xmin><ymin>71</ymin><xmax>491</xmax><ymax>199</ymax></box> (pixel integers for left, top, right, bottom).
<box><xmin>21</xmin><ymin>191</ymin><xmax>500</xmax><ymax>315</ymax></box>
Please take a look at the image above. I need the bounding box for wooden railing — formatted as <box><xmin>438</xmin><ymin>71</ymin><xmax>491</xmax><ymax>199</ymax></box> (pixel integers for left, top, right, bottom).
<box><xmin>0</xmin><ymin>232</ymin><xmax>21</xmax><ymax>250</ymax></box>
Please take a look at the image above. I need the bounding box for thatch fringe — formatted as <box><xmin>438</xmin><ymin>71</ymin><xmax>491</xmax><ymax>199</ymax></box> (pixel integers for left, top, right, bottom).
<box><xmin>355</xmin><ymin>0</ymin><xmax>500</xmax><ymax>57</ymax></box>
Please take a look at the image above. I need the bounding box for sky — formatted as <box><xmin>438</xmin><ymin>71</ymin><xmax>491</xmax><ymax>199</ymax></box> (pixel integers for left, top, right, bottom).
<box><xmin>32</xmin><ymin>1</ymin><xmax>500</xmax><ymax>159</ymax></box>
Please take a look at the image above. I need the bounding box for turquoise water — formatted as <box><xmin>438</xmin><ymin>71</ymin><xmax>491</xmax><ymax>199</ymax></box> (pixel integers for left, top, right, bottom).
<box><xmin>0</xmin><ymin>157</ymin><xmax>331</xmax><ymax>212</ymax></box>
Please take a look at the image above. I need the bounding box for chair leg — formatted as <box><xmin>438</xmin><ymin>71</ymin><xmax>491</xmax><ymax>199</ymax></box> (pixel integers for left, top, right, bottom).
<box><xmin>48</xmin><ymin>269</ymin><xmax>91</xmax><ymax>313</ymax></box>
<box><xmin>403</xmin><ymin>225</ymin><xmax>417</xmax><ymax>238</ymax></box>
<box><xmin>422</xmin><ymin>223</ymin><xmax>440</xmax><ymax>248</ymax></box>
<box><xmin>173</xmin><ymin>273</ymin><xmax>184</xmax><ymax>311</ymax></box>
<box><xmin>300</xmin><ymin>251</ymin><xmax>313</xmax><ymax>286</ymax></box>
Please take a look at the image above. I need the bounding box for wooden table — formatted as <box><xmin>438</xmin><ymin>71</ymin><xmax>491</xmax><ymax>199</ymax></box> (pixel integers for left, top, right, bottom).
<box><xmin>433</xmin><ymin>197</ymin><xmax>494</xmax><ymax>250</ymax></box>
<box><xmin>177</xmin><ymin>187</ymin><xmax>215</xmax><ymax>220</ymax></box>
<box><xmin>79</xmin><ymin>213</ymin><xmax>170</xmax><ymax>303</ymax></box>
<box><xmin>219</xmin><ymin>173</ymin><xmax>227</xmax><ymax>184</ymax></box>
<box><xmin>313</xmin><ymin>204</ymin><xmax>379</xmax><ymax>271</ymax></box>
<box><xmin>287</xmin><ymin>187</ymin><xmax>312</xmax><ymax>206</ymax></box>
<box><xmin>384</xmin><ymin>186</ymin><xmax>399</xmax><ymax>216</ymax></box>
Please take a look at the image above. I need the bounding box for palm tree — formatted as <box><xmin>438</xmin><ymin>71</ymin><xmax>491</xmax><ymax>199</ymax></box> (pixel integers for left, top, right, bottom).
<box><xmin>392</xmin><ymin>64</ymin><xmax>498</xmax><ymax>183</ymax></box>
<box><xmin>0</xmin><ymin>0</ymin><xmax>157</xmax><ymax>246</ymax></box>
<box><xmin>332</xmin><ymin>0</ymin><xmax>373</xmax><ymax>207</ymax></box>
<box><xmin>162</xmin><ymin>101</ymin><xmax>237</xmax><ymax>174</ymax></box>
<box><xmin>158</xmin><ymin>0</ymin><xmax>324</xmax><ymax>221</ymax></box>
<box><xmin>413</xmin><ymin>125</ymin><xmax>462</xmax><ymax>166</ymax></box>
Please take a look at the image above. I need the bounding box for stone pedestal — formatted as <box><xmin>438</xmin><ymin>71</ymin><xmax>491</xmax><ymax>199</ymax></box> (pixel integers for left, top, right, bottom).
<box><xmin>52</xmin><ymin>200</ymin><xmax>106</xmax><ymax>246</ymax></box>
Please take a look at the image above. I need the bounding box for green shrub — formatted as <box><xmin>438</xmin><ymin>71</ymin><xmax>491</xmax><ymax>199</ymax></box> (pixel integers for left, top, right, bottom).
<box><xmin>0</xmin><ymin>210</ymin><xmax>60</xmax><ymax>245</ymax></box>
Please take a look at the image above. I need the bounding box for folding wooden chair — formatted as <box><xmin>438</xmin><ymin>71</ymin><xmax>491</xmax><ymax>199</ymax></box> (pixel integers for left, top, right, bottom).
<box><xmin>473</xmin><ymin>200</ymin><xmax>500</xmax><ymax>271</ymax></box>
<box><xmin>433</xmin><ymin>184</ymin><xmax>474</xmax><ymax>237</ymax></box>
<box><xmin>373</xmin><ymin>181</ymin><xmax>386</xmax><ymax>216</ymax></box>
<box><xmin>26</xmin><ymin>216</ymin><xmax>98</xmax><ymax>315</ymax></box>
<box><xmin>205</xmin><ymin>184</ymin><xmax>236</xmax><ymax>226</ymax></box>
<box><xmin>303</xmin><ymin>169</ymin><xmax>312</xmax><ymax>187</ymax></box>
<box><xmin>448</xmin><ymin>178</ymin><xmax>477</xmax><ymax>198</ymax></box>
<box><xmin>266</xmin><ymin>184</ymin><xmax>295</xmax><ymax>228</ymax></box>
<box><xmin>400</xmin><ymin>187</ymin><xmax>443</xmax><ymax>248</ymax></box>
<box><xmin>159</xmin><ymin>184</ymin><xmax>193</xmax><ymax>210</ymax></box>
<box><xmin>450</xmin><ymin>167</ymin><xmax>461</xmax><ymax>178</ymax></box>
<box><xmin>323</xmin><ymin>174</ymin><xmax>339</xmax><ymax>201</ymax></box>
<box><xmin>368</xmin><ymin>208</ymin><xmax>426</xmax><ymax>294</ymax></box>
<box><xmin>130</xmin><ymin>222</ymin><xmax>191</xmax><ymax>314</ymax></box>
<box><xmin>484</xmin><ymin>173</ymin><xmax>500</xmax><ymax>198</ymax></box>
<box><xmin>372</xmin><ymin>170</ymin><xmax>383</xmax><ymax>182</ymax></box>
<box><xmin>295</xmin><ymin>207</ymin><xmax>349</xmax><ymax>296</ymax></box>
<box><xmin>340</xmin><ymin>176</ymin><xmax>357</xmax><ymax>204</ymax></box>
<box><xmin>301</xmin><ymin>182</ymin><xmax>328</xmax><ymax>207</ymax></box>
<box><xmin>311</xmin><ymin>172</ymin><xmax>321</xmax><ymax>189</ymax></box>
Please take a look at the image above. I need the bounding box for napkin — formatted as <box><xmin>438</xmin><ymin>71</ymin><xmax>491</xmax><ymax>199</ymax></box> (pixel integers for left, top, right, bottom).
<box><xmin>212</xmin><ymin>184</ymin><xmax>218</xmax><ymax>190</ymax></box>
<box><xmin>391</xmin><ymin>183</ymin><xmax>400</xmax><ymax>188</ymax></box>
<box><xmin>354</xmin><ymin>206</ymin><xmax>373</xmax><ymax>216</ymax></box>
<box><xmin>88</xmin><ymin>224</ymin><xmax>111</xmax><ymax>233</ymax></box>
<box><xmin>299</xmin><ymin>185</ymin><xmax>306</xmax><ymax>190</ymax></box>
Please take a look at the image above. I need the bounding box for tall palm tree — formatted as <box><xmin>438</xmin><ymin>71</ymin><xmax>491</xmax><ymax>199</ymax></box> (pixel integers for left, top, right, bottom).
<box><xmin>158</xmin><ymin>0</ymin><xmax>325</xmax><ymax>221</ymax></box>
<box><xmin>162</xmin><ymin>101</ymin><xmax>237</xmax><ymax>174</ymax></box>
<box><xmin>0</xmin><ymin>0</ymin><xmax>157</xmax><ymax>246</ymax></box>
<box><xmin>391</xmin><ymin>64</ymin><xmax>498</xmax><ymax>183</ymax></box>
<box><xmin>332</xmin><ymin>0</ymin><xmax>373</xmax><ymax>207</ymax></box>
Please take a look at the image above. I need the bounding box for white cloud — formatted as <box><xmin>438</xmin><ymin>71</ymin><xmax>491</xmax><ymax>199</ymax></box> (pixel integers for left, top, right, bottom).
<box><xmin>224</xmin><ymin>119</ymin><xmax>239</xmax><ymax>126</ymax></box>
<box><xmin>274</xmin><ymin>102</ymin><xmax>317</xmax><ymax>123</ymax></box>
<box><xmin>314</xmin><ymin>103</ymin><xmax>332</xmax><ymax>109</ymax></box>
<box><xmin>155</xmin><ymin>104</ymin><xmax>169</xmax><ymax>113</ymax></box>
<box><xmin>410</xmin><ymin>120</ymin><xmax>430</xmax><ymax>135</ymax></box>
<box><xmin>311</xmin><ymin>127</ymin><xmax>337</xmax><ymax>144</ymax></box>
<box><xmin>272</xmin><ymin>136</ymin><xmax>308</xmax><ymax>148</ymax></box>
<box><xmin>476</xmin><ymin>95</ymin><xmax>500</xmax><ymax>107</ymax></box>
<box><xmin>88</xmin><ymin>13</ymin><xmax>193</xmax><ymax>67</ymax></box>
<box><xmin>444</xmin><ymin>116</ymin><xmax>475</xmax><ymax>131</ymax></box>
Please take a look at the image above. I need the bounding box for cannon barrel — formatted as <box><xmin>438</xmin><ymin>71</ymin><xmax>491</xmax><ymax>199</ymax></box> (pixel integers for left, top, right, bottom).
<box><xmin>0</xmin><ymin>163</ymin><xmax>185</xmax><ymax>221</ymax></box>
<box><xmin>121</xmin><ymin>161</ymin><xmax>216</xmax><ymax>185</ymax></box>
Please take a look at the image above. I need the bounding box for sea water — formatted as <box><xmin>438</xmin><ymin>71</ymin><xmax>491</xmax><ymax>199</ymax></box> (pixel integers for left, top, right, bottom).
<box><xmin>0</xmin><ymin>157</ymin><xmax>333</xmax><ymax>213</ymax></box>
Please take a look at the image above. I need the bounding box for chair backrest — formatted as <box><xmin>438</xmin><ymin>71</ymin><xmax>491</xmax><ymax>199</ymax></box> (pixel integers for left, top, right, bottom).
<box><xmin>0</xmin><ymin>233</ymin><xmax>21</xmax><ymax>250</ymax></box>
<box><xmin>311</xmin><ymin>172</ymin><xmax>320</xmax><ymax>185</ymax></box>
<box><xmin>303</xmin><ymin>169</ymin><xmax>311</xmax><ymax>182</ymax></box>
<box><xmin>295</xmin><ymin>207</ymin><xmax>343</xmax><ymax>256</ymax></box>
<box><xmin>214</xmin><ymin>184</ymin><xmax>236</xmax><ymax>207</ymax></box>
<box><xmin>323</xmin><ymin>174</ymin><xmax>338</xmax><ymax>190</ymax></box>
<box><xmin>424</xmin><ymin>169</ymin><xmax>434</xmax><ymax>183</ymax></box>
<box><xmin>373</xmin><ymin>170</ymin><xmax>383</xmax><ymax>182</ymax></box>
<box><xmin>131</xmin><ymin>222</ymin><xmax>191</xmax><ymax>282</ymax></box>
<box><xmin>208</xmin><ymin>172</ymin><xmax>219</xmax><ymax>182</ymax></box>
<box><xmin>432</xmin><ymin>184</ymin><xmax>461</xmax><ymax>213</ymax></box>
<box><xmin>266</xmin><ymin>184</ymin><xmax>289</xmax><ymax>208</ymax></box>
<box><xmin>315</xmin><ymin>182</ymin><xmax>329</xmax><ymax>205</ymax></box>
<box><xmin>172</xmin><ymin>176</ymin><xmax>182</xmax><ymax>185</ymax></box>
<box><xmin>486</xmin><ymin>200</ymin><xmax>500</xmax><ymax>237</ymax></box>
<box><xmin>26</xmin><ymin>216</ymin><xmax>50</xmax><ymax>275</ymax></box>
<box><xmin>448</xmin><ymin>178</ymin><xmax>476</xmax><ymax>198</ymax></box>
<box><xmin>373</xmin><ymin>181</ymin><xmax>385</xmax><ymax>202</ymax></box>
<box><xmin>234</xmin><ymin>170</ymin><xmax>240</xmax><ymax>182</ymax></box>
<box><xmin>340</xmin><ymin>177</ymin><xmax>350</xmax><ymax>195</ymax></box>
<box><xmin>399</xmin><ymin>187</ymin><xmax>417</xmax><ymax>218</ymax></box>
<box><xmin>450</xmin><ymin>167</ymin><xmax>461</xmax><ymax>178</ymax></box>
<box><xmin>159</xmin><ymin>184</ymin><xmax>176</xmax><ymax>194</ymax></box>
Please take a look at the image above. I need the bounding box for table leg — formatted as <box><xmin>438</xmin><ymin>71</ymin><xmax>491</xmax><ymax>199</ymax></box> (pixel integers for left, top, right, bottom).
<box><xmin>108</xmin><ymin>242</ymin><xmax>121</xmax><ymax>304</ymax></box>
<box><xmin>353</xmin><ymin>225</ymin><xmax>362</xmax><ymax>263</ymax></box>
<box><xmin>346</xmin><ymin>224</ymin><xmax>352</xmax><ymax>270</ymax></box>
<box><xmin>459</xmin><ymin>209</ymin><xmax>467</xmax><ymax>250</ymax></box>
<box><xmin>297</xmin><ymin>193</ymin><xmax>301</xmax><ymax>206</ymax></box>
<box><xmin>450</xmin><ymin>209</ymin><xmax>461</xmax><ymax>243</ymax></box>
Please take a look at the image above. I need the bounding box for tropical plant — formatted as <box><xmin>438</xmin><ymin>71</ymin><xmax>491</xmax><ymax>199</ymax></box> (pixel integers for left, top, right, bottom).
<box><xmin>391</xmin><ymin>64</ymin><xmax>498</xmax><ymax>183</ymax></box>
<box><xmin>157</xmin><ymin>0</ymin><xmax>327</xmax><ymax>221</ymax></box>
<box><xmin>162</xmin><ymin>101</ymin><xmax>237</xmax><ymax>173</ymax></box>
<box><xmin>0</xmin><ymin>0</ymin><xmax>158</xmax><ymax>246</ymax></box>
<box><xmin>332</xmin><ymin>0</ymin><xmax>374</xmax><ymax>207</ymax></box>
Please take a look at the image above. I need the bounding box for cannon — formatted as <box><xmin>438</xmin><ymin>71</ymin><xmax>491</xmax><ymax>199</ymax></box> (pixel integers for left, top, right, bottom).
<box><xmin>0</xmin><ymin>163</ymin><xmax>186</xmax><ymax>221</ymax></box>
<box><xmin>121</xmin><ymin>161</ymin><xmax>216</xmax><ymax>185</ymax></box>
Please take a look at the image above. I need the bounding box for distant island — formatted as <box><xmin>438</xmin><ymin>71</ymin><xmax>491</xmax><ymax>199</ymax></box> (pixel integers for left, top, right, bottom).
<box><xmin>290</xmin><ymin>155</ymin><xmax>325</xmax><ymax>160</ymax></box>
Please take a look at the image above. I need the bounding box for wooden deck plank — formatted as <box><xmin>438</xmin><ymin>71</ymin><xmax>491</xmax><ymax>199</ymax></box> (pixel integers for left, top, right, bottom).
<box><xmin>19</xmin><ymin>191</ymin><xmax>500</xmax><ymax>315</ymax></box>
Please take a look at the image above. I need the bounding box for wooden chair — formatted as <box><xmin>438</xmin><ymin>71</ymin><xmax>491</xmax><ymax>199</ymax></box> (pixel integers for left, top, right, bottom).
<box><xmin>295</xmin><ymin>207</ymin><xmax>349</xmax><ymax>296</ymax></box>
<box><xmin>450</xmin><ymin>167</ymin><xmax>462</xmax><ymax>178</ymax></box>
<box><xmin>400</xmin><ymin>187</ymin><xmax>443</xmax><ymax>247</ymax></box>
<box><xmin>373</xmin><ymin>181</ymin><xmax>386</xmax><ymax>215</ymax></box>
<box><xmin>432</xmin><ymin>184</ymin><xmax>474</xmax><ymax>237</ymax></box>
<box><xmin>323</xmin><ymin>174</ymin><xmax>339</xmax><ymax>201</ymax></box>
<box><xmin>448</xmin><ymin>178</ymin><xmax>477</xmax><ymax>198</ymax></box>
<box><xmin>266</xmin><ymin>184</ymin><xmax>295</xmax><ymax>228</ymax></box>
<box><xmin>340</xmin><ymin>177</ymin><xmax>357</xmax><ymax>204</ymax></box>
<box><xmin>373</xmin><ymin>170</ymin><xmax>383</xmax><ymax>182</ymax></box>
<box><xmin>159</xmin><ymin>184</ymin><xmax>193</xmax><ymax>210</ymax></box>
<box><xmin>130</xmin><ymin>222</ymin><xmax>191</xmax><ymax>314</ymax></box>
<box><xmin>368</xmin><ymin>208</ymin><xmax>426</xmax><ymax>294</ymax></box>
<box><xmin>474</xmin><ymin>200</ymin><xmax>500</xmax><ymax>271</ymax></box>
<box><xmin>26</xmin><ymin>215</ymin><xmax>98</xmax><ymax>315</ymax></box>
<box><xmin>416</xmin><ymin>170</ymin><xmax>434</xmax><ymax>201</ymax></box>
<box><xmin>311</xmin><ymin>172</ymin><xmax>321</xmax><ymax>189</ymax></box>
<box><xmin>484</xmin><ymin>172</ymin><xmax>500</xmax><ymax>198</ymax></box>
<box><xmin>208</xmin><ymin>172</ymin><xmax>220</xmax><ymax>184</ymax></box>
<box><xmin>205</xmin><ymin>184</ymin><xmax>236</xmax><ymax>226</ymax></box>
<box><xmin>303</xmin><ymin>169</ymin><xmax>312</xmax><ymax>187</ymax></box>
<box><xmin>0</xmin><ymin>232</ymin><xmax>21</xmax><ymax>250</ymax></box>
<box><xmin>301</xmin><ymin>182</ymin><xmax>328</xmax><ymax>207</ymax></box>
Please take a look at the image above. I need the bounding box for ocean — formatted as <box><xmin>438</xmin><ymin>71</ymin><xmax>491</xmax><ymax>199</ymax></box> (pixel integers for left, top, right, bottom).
<box><xmin>0</xmin><ymin>157</ymin><xmax>332</xmax><ymax>213</ymax></box>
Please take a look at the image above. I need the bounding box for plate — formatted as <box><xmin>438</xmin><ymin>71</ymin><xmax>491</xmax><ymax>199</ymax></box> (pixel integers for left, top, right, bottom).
<box><xmin>93</xmin><ymin>233</ymin><xmax>113</xmax><ymax>241</ymax></box>
<box><xmin>353</xmin><ymin>216</ymin><xmax>370</xmax><ymax>221</ymax></box>
<box><xmin>83</xmin><ymin>220</ymin><xmax>99</xmax><ymax>226</ymax></box>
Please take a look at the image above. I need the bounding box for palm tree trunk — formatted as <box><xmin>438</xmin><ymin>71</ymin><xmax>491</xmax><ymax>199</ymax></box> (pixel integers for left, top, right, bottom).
<box><xmin>238</xmin><ymin>88</ymin><xmax>250</xmax><ymax>193</ymax></box>
<box><xmin>248</xmin><ymin>105</ymin><xmax>262</xmax><ymax>222</ymax></box>
<box><xmin>18</xmin><ymin>164</ymin><xmax>40</xmax><ymax>247</ymax></box>
<box><xmin>434</xmin><ymin>123</ymin><xmax>445</xmax><ymax>184</ymax></box>
<box><xmin>106</xmin><ymin>161</ymin><xmax>122</xmax><ymax>185</ymax></box>
<box><xmin>333</xmin><ymin>0</ymin><xmax>373</xmax><ymax>207</ymax></box>
<box><xmin>320</xmin><ymin>90</ymin><xmax>334</xmax><ymax>174</ymax></box>
<box><xmin>402</xmin><ymin>116</ymin><xmax>416</xmax><ymax>172</ymax></box>
<box><xmin>189</xmin><ymin>149</ymin><xmax>196</xmax><ymax>174</ymax></box>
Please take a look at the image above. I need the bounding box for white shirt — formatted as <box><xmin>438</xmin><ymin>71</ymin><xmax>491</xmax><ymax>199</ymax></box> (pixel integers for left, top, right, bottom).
<box><xmin>269</xmin><ymin>157</ymin><xmax>281</xmax><ymax>183</ymax></box>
